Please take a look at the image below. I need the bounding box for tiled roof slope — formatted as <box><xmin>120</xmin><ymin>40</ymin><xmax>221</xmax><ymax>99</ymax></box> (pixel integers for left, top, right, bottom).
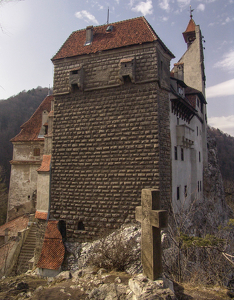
<box><xmin>11</xmin><ymin>95</ymin><xmax>53</xmax><ymax>142</ymax></box>
<box><xmin>52</xmin><ymin>17</ymin><xmax>174</xmax><ymax>61</ymax></box>
<box><xmin>0</xmin><ymin>215</ymin><xmax>29</xmax><ymax>237</ymax></box>
<box><xmin>37</xmin><ymin>221</ymin><xmax>65</xmax><ymax>270</ymax></box>
<box><xmin>35</xmin><ymin>211</ymin><xmax>48</xmax><ymax>220</ymax></box>
<box><xmin>183</xmin><ymin>18</ymin><xmax>196</xmax><ymax>33</ymax></box>
<box><xmin>37</xmin><ymin>155</ymin><xmax>51</xmax><ymax>172</ymax></box>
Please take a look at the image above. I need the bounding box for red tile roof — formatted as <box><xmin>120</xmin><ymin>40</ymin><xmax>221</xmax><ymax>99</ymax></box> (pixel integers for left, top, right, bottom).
<box><xmin>183</xmin><ymin>18</ymin><xmax>196</xmax><ymax>33</ymax></box>
<box><xmin>0</xmin><ymin>215</ymin><xmax>29</xmax><ymax>237</ymax></box>
<box><xmin>11</xmin><ymin>95</ymin><xmax>53</xmax><ymax>142</ymax></box>
<box><xmin>37</xmin><ymin>220</ymin><xmax>65</xmax><ymax>270</ymax></box>
<box><xmin>37</xmin><ymin>155</ymin><xmax>51</xmax><ymax>172</ymax></box>
<box><xmin>35</xmin><ymin>211</ymin><xmax>48</xmax><ymax>220</ymax></box>
<box><xmin>52</xmin><ymin>17</ymin><xmax>174</xmax><ymax>61</ymax></box>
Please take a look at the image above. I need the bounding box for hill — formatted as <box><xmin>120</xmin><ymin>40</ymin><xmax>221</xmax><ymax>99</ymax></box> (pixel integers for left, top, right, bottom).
<box><xmin>208</xmin><ymin>126</ymin><xmax>234</xmax><ymax>211</ymax></box>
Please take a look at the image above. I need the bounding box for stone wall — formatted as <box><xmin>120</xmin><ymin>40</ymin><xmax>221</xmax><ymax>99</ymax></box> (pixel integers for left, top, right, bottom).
<box><xmin>51</xmin><ymin>43</ymin><xmax>172</xmax><ymax>242</ymax></box>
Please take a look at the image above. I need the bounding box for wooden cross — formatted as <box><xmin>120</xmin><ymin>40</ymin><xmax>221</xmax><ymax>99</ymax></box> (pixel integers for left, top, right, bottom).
<box><xmin>136</xmin><ymin>189</ymin><xmax>168</xmax><ymax>280</ymax></box>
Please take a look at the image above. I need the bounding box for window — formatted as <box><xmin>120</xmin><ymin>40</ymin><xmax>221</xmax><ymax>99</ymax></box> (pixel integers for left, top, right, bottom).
<box><xmin>174</xmin><ymin>146</ymin><xmax>178</xmax><ymax>160</ymax></box>
<box><xmin>199</xmin><ymin>151</ymin><xmax>201</xmax><ymax>162</ymax></box>
<box><xmin>184</xmin><ymin>185</ymin><xmax>187</xmax><ymax>198</ymax></box>
<box><xmin>177</xmin><ymin>187</ymin><xmax>180</xmax><ymax>200</ymax></box>
<box><xmin>78</xmin><ymin>221</ymin><xmax>85</xmax><ymax>231</ymax></box>
<box><xmin>198</xmin><ymin>181</ymin><xmax>200</xmax><ymax>192</ymax></box>
<box><xmin>181</xmin><ymin>148</ymin><xmax>184</xmax><ymax>161</ymax></box>
<box><xmin>34</xmin><ymin>148</ymin><xmax>40</xmax><ymax>156</ymax></box>
<box><xmin>197</xmin><ymin>126</ymin><xmax>198</xmax><ymax>136</ymax></box>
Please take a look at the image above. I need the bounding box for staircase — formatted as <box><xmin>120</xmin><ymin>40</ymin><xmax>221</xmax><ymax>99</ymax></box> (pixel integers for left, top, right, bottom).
<box><xmin>15</xmin><ymin>223</ymin><xmax>37</xmax><ymax>274</ymax></box>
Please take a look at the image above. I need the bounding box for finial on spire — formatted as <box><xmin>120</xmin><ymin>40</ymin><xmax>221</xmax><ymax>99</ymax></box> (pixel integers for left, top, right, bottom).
<box><xmin>190</xmin><ymin>5</ymin><xmax>194</xmax><ymax>19</ymax></box>
<box><xmin>107</xmin><ymin>7</ymin><xmax>109</xmax><ymax>24</ymax></box>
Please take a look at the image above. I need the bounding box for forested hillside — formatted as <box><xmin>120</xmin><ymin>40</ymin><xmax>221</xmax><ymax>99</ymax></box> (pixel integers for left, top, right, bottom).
<box><xmin>208</xmin><ymin>127</ymin><xmax>234</xmax><ymax>181</ymax></box>
<box><xmin>0</xmin><ymin>87</ymin><xmax>49</xmax><ymax>187</ymax></box>
<box><xmin>208</xmin><ymin>126</ymin><xmax>234</xmax><ymax>211</ymax></box>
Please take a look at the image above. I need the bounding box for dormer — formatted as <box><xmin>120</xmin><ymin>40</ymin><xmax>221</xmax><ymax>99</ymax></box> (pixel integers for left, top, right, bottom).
<box><xmin>119</xmin><ymin>57</ymin><xmax>136</xmax><ymax>84</ymax></box>
<box><xmin>69</xmin><ymin>66</ymin><xmax>84</xmax><ymax>91</ymax></box>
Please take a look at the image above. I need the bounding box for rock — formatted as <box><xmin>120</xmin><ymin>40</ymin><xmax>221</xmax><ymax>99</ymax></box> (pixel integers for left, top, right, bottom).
<box><xmin>47</xmin><ymin>277</ymin><xmax>55</xmax><ymax>283</ymax></box>
<box><xmin>72</xmin><ymin>269</ymin><xmax>83</xmax><ymax>282</ymax></box>
<box><xmin>26</xmin><ymin>291</ymin><xmax>32</xmax><ymax>298</ymax></box>
<box><xmin>35</xmin><ymin>285</ymin><xmax>44</xmax><ymax>292</ymax></box>
<box><xmin>56</xmin><ymin>270</ymin><xmax>72</xmax><ymax>280</ymax></box>
<box><xmin>88</xmin><ymin>283</ymin><xmax>128</xmax><ymax>300</ymax></box>
<box><xmin>115</xmin><ymin>276</ymin><xmax>122</xmax><ymax>283</ymax></box>
<box><xmin>97</xmin><ymin>268</ymin><xmax>108</xmax><ymax>275</ymax></box>
<box><xmin>128</xmin><ymin>274</ymin><xmax>177</xmax><ymax>300</ymax></box>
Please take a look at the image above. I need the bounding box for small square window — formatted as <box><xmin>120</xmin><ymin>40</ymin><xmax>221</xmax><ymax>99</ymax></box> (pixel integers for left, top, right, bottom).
<box><xmin>34</xmin><ymin>148</ymin><xmax>40</xmax><ymax>156</ymax></box>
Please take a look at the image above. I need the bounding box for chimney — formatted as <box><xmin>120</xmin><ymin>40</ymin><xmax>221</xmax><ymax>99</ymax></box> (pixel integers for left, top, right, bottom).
<box><xmin>85</xmin><ymin>26</ymin><xmax>93</xmax><ymax>46</ymax></box>
<box><xmin>173</xmin><ymin>63</ymin><xmax>184</xmax><ymax>82</ymax></box>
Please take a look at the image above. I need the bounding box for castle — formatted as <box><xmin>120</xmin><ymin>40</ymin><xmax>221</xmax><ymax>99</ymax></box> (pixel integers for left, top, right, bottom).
<box><xmin>4</xmin><ymin>15</ymin><xmax>207</xmax><ymax>275</ymax></box>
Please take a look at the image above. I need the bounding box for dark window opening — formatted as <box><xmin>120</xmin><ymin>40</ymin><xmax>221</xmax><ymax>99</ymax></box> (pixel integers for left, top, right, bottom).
<box><xmin>197</xmin><ymin>126</ymin><xmax>198</xmax><ymax>136</ymax></box>
<box><xmin>71</xmin><ymin>70</ymin><xmax>78</xmax><ymax>74</ymax></box>
<box><xmin>34</xmin><ymin>148</ymin><xmax>40</xmax><ymax>156</ymax></box>
<box><xmin>28</xmin><ymin>195</ymin><xmax>30</xmax><ymax>200</ymax></box>
<box><xmin>174</xmin><ymin>146</ymin><xmax>178</xmax><ymax>160</ymax></box>
<box><xmin>123</xmin><ymin>75</ymin><xmax>131</xmax><ymax>83</ymax></box>
<box><xmin>177</xmin><ymin>187</ymin><xmax>180</xmax><ymax>200</ymax></box>
<box><xmin>199</xmin><ymin>151</ymin><xmax>201</xmax><ymax>162</ymax></box>
<box><xmin>198</xmin><ymin>181</ymin><xmax>200</xmax><ymax>192</ymax></box>
<box><xmin>78</xmin><ymin>221</ymin><xmax>85</xmax><ymax>231</ymax></box>
<box><xmin>71</xmin><ymin>83</ymin><xmax>79</xmax><ymax>92</ymax></box>
<box><xmin>58</xmin><ymin>220</ymin><xmax>66</xmax><ymax>242</ymax></box>
<box><xmin>44</xmin><ymin>125</ymin><xmax>48</xmax><ymax>135</ymax></box>
<box><xmin>181</xmin><ymin>148</ymin><xmax>184</xmax><ymax>161</ymax></box>
<box><xmin>184</xmin><ymin>186</ymin><xmax>187</xmax><ymax>198</ymax></box>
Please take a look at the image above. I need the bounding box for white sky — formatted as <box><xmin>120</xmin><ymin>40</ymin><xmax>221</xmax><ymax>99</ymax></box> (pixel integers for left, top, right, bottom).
<box><xmin>0</xmin><ymin>0</ymin><xmax>233</xmax><ymax>135</ymax></box>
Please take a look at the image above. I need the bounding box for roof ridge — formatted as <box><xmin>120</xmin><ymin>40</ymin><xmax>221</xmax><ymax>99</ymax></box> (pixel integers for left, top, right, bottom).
<box><xmin>20</xmin><ymin>95</ymin><xmax>53</xmax><ymax>129</ymax></box>
<box><xmin>51</xmin><ymin>16</ymin><xmax>147</xmax><ymax>61</ymax></box>
<box><xmin>142</xmin><ymin>17</ymin><xmax>157</xmax><ymax>40</ymax></box>
<box><xmin>11</xmin><ymin>95</ymin><xmax>53</xmax><ymax>142</ymax></box>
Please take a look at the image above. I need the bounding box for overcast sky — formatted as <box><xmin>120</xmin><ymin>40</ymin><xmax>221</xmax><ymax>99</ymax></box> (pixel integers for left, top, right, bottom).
<box><xmin>0</xmin><ymin>0</ymin><xmax>233</xmax><ymax>135</ymax></box>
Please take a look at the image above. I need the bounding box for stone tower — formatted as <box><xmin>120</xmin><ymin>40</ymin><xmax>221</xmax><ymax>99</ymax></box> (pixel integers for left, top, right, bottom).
<box><xmin>174</xmin><ymin>13</ymin><xmax>206</xmax><ymax>96</ymax></box>
<box><xmin>50</xmin><ymin>17</ymin><xmax>175</xmax><ymax>242</ymax></box>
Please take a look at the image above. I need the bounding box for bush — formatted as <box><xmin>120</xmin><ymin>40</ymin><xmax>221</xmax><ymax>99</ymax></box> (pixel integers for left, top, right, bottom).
<box><xmin>87</xmin><ymin>229</ymin><xmax>139</xmax><ymax>271</ymax></box>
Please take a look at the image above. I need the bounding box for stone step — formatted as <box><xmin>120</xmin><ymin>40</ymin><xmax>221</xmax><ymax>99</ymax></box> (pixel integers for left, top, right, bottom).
<box><xmin>15</xmin><ymin>224</ymin><xmax>37</xmax><ymax>275</ymax></box>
